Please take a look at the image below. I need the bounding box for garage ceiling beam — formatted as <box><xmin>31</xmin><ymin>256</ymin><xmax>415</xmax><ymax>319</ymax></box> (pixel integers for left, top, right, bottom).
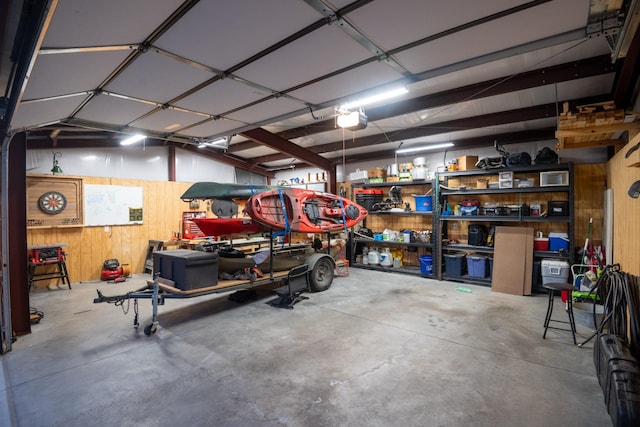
<box><xmin>227</xmin><ymin>55</ymin><xmax>614</xmax><ymax>154</ymax></box>
<box><xmin>330</xmin><ymin>128</ymin><xmax>558</xmax><ymax>165</ymax></box>
<box><xmin>239</xmin><ymin>127</ymin><xmax>331</xmax><ymax>171</ymax></box>
<box><xmin>249</xmin><ymin>95</ymin><xmax>607</xmax><ymax>167</ymax></box>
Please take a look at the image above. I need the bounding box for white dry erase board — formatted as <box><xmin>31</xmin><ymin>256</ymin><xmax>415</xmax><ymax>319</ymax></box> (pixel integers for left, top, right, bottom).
<box><xmin>84</xmin><ymin>184</ymin><xmax>143</xmax><ymax>226</ymax></box>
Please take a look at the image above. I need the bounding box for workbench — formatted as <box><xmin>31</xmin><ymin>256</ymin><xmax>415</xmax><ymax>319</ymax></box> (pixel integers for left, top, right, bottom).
<box><xmin>27</xmin><ymin>243</ymin><xmax>71</xmax><ymax>289</ymax></box>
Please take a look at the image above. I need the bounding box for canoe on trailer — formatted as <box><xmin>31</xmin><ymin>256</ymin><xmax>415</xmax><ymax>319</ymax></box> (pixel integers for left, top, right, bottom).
<box><xmin>192</xmin><ymin>217</ymin><xmax>267</xmax><ymax>236</ymax></box>
<box><xmin>218</xmin><ymin>244</ymin><xmax>312</xmax><ymax>274</ymax></box>
<box><xmin>180</xmin><ymin>182</ymin><xmax>279</xmax><ymax>201</ymax></box>
<box><xmin>245</xmin><ymin>188</ymin><xmax>368</xmax><ymax>233</ymax></box>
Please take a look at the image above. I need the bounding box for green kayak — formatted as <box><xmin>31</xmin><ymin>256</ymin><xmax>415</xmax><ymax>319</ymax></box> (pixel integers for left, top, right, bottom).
<box><xmin>181</xmin><ymin>182</ymin><xmax>280</xmax><ymax>201</ymax></box>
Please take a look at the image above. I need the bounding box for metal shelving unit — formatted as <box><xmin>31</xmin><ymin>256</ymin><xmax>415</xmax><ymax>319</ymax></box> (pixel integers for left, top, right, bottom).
<box><xmin>436</xmin><ymin>163</ymin><xmax>575</xmax><ymax>287</ymax></box>
<box><xmin>349</xmin><ymin>180</ymin><xmax>437</xmax><ymax>278</ymax></box>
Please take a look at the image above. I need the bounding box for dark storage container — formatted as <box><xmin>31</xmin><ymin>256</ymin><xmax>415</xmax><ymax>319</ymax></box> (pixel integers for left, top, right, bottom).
<box><xmin>153</xmin><ymin>249</ymin><xmax>218</xmax><ymax>290</ymax></box>
<box><xmin>444</xmin><ymin>253</ymin><xmax>466</xmax><ymax>277</ymax></box>
<box><xmin>532</xmin><ymin>261</ymin><xmax>542</xmax><ymax>293</ymax></box>
<box><xmin>467</xmin><ymin>255</ymin><xmax>488</xmax><ymax>278</ymax></box>
<box><xmin>506</xmin><ymin>204</ymin><xmax>530</xmax><ymax>216</ymax></box>
<box><xmin>595</xmin><ymin>334</ymin><xmax>639</xmax><ymax>390</ymax></box>
<box><xmin>607</xmin><ymin>369</ymin><xmax>640</xmax><ymax>426</ymax></box>
<box><xmin>468</xmin><ymin>224</ymin><xmax>488</xmax><ymax>246</ymax></box>
<box><xmin>547</xmin><ymin>200</ymin><xmax>569</xmax><ymax>216</ymax></box>
<box><xmin>355</xmin><ymin>189</ymin><xmax>383</xmax><ymax>211</ymax></box>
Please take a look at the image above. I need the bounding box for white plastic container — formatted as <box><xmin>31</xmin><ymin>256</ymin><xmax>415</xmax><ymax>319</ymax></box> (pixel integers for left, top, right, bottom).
<box><xmin>367</xmin><ymin>248</ymin><xmax>380</xmax><ymax>265</ymax></box>
<box><xmin>412</xmin><ymin>164</ymin><xmax>427</xmax><ymax>180</ymax></box>
<box><xmin>379</xmin><ymin>248</ymin><xmax>392</xmax><ymax>267</ymax></box>
<box><xmin>540</xmin><ymin>171</ymin><xmax>569</xmax><ymax>186</ymax></box>
<box><xmin>541</xmin><ymin>259</ymin><xmax>570</xmax><ymax>285</ymax></box>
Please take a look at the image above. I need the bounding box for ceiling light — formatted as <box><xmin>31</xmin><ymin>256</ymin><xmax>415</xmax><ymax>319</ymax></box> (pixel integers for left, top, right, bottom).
<box><xmin>396</xmin><ymin>142</ymin><xmax>454</xmax><ymax>154</ymax></box>
<box><xmin>337</xmin><ymin>110</ymin><xmax>368</xmax><ymax>130</ymax></box>
<box><xmin>197</xmin><ymin>136</ymin><xmax>230</xmax><ymax>149</ymax></box>
<box><xmin>120</xmin><ymin>134</ymin><xmax>146</xmax><ymax>146</ymax></box>
<box><xmin>340</xmin><ymin>87</ymin><xmax>408</xmax><ymax>110</ymax></box>
<box><xmin>163</xmin><ymin>123</ymin><xmax>182</xmax><ymax>131</ymax></box>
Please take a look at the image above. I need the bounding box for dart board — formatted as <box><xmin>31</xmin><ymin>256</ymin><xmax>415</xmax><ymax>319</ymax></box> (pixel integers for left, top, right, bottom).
<box><xmin>38</xmin><ymin>191</ymin><xmax>67</xmax><ymax>214</ymax></box>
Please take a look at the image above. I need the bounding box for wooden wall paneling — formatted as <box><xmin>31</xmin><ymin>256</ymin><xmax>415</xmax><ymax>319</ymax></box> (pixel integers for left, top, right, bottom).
<box><xmin>574</xmin><ymin>164</ymin><xmax>606</xmax><ymax>246</ymax></box>
<box><xmin>607</xmin><ymin>149</ymin><xmax>640</xmax><ymax>275</ymax></box>
<box><xmin>26</xmin><ymin>177</ymin><xmax>194</xmax><ymax>283</ymax></box>
<box><xmin>26</xmin><ymin>175</ymin><xmax>83</xmax><ymax>228</ymax></box>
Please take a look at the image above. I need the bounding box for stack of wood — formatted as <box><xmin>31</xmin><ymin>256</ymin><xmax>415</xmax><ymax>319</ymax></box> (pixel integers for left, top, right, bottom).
<box><xmin>555</xmin><ymin>101</ymin><xmax>638</xmax><ymax>150</ymax></box>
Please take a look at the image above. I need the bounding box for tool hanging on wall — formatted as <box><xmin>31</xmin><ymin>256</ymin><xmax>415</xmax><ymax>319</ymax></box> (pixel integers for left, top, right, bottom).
<box><xmin>628</xmin><ymin>179</ymin><xmax>640</xmax><ymax>199</ymax></box>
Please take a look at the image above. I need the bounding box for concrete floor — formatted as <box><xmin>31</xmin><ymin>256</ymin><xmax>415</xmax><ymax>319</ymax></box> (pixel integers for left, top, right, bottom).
<box><xmin>1</xmin><ymin>269</ymin><xmax>610</xmax><ymax>427</ymax></box>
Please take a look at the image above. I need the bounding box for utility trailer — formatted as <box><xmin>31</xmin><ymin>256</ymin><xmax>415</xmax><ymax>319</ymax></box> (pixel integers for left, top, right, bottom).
<box><xmin>93</xmin><ymin>250</ymin><xmax>335</xmax><ymax>336</ymax></box>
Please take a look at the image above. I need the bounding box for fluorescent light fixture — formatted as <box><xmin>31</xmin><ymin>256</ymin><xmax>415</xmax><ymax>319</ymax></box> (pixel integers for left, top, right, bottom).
<box><xmin>396</xmin><ymin>142</ymin><xmax>454</xmax><ymax>154</ymax></box>
<box><xmin>163</xmin><ymin>123</ymin><xmax>182</xmax><ymax>131</ymax></box>
<box><xmin>120</xmin><ymin>134</ymin><xmax>146</xmax><ymax>146</ymax></box>
<box><xmin>197</xmin><ymin>136</ymin><xmax>230</xmax><ymax>149</ymax></box>
<box><xmin>340</xmin><ymin>87</ymin><xmax>408</xmax><ymax>110</ymax></box>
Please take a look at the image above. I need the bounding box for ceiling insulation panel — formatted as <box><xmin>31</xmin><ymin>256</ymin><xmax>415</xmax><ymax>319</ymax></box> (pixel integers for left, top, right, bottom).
<box><xmin>44</xmin><ymin>0</ymin><xmax>185</xmax><ymax>47</ymax></box>
<box><xmin>74</xmin><ymin>94</ymin><xmax>157</xmax><ymax>126</ymax></box>
<box><xmin>154</xmin><ymin>0</ymin><xmax>321</xmax><ymax>71</ymax></box>
<box><xmin>10</xmin><ymin>94</ymin><xmax>88</xmax><ymax>131</ymax></box>
<box><xmin>233</xmin><ymin>25</ymin><xmax>374</xmax><ymax>92</ymax></box>
<box><xmin>103</xmin><ymin>50</ymin><xmax>215</xmax><ymax>104</ymax></box>
<box><xmin>23</xmin><ymin>50</ymin><xmax>132</xmax><ymax>100</ymax></box>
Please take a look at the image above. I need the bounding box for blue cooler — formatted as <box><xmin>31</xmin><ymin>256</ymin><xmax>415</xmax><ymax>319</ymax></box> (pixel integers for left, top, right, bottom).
<box><xmin>548</xmin><ymin>232</ymin><xmax>569</xmax><ymax>251</ymax></box>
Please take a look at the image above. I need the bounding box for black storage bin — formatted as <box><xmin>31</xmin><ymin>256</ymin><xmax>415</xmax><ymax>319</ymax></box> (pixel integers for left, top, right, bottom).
<box><xmin>547</xmin><ymin>200</ymin><xmax>569</xmax><ymax>216</ymax></box>
<box><xmin>355</xmin><ymin>189</ymin><xmax>383</xmax><ymax>211</ymax></box>
<box><xmin>153</xmin><ymin>249</ymin><xmax>218</xmax><ymax>290</ymax></box>
<box><xmin>607</xmin><ymin>369</ymin><xmax>640</xmax><ymax>427</ymax></box>
<box><xmin>532</xmin><ymin>261</ymin><xmax>543</xmax><ymax>293</ymax></box>
<box><xmin>506</xmin><ymin>204</ymin><xmax>530</xmax><ymax>216</ymax></box>
<box><xmin>595</xmin><ymin>334</ymin><xmax>640</xmax><ymax>390</ymax></box>
<box><xmin>468</xmin><ymin>224</ymin><xmax>488</xmax><ymax>246</ymax></box>
<box><xmin>444</xmin><ymin>253</ymin><xmax>466</xmax><ymax>277</ymax></box>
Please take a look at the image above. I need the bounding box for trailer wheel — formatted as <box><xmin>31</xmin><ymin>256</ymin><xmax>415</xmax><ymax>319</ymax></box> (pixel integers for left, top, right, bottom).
<box><xmin>144</xmin><ymin>322</ymin><xmax>157</xmax><ymax>336</ymax></box>
<box><xmin>309</xmin><ymin>256</ymin><xmax>334</xmax><ymax>292</ymax></box>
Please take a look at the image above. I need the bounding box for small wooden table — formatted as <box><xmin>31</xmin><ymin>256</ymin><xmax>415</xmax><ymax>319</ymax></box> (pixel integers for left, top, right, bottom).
<box><xmin>27</xmin><ymin>243</ymin><xmax>71</xmax><ymax>289</ymax></box>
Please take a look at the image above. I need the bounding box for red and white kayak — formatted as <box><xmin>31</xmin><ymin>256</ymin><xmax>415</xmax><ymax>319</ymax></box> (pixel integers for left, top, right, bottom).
<box><xmin>192</xmin><ymin>217</ymin><xmax>267</xmax><ymax>236</ymax></box>
<box><xmin>245</xmin><ymin>188</ymin><xmax>368</xmax><ymax>233</ymax></box>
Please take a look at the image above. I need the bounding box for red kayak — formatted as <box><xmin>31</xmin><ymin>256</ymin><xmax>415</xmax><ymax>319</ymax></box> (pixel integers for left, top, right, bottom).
<box><xmin>245</xmin><ymin>188</ymin><xmax>368</xmax><ymax>233</ymax></box>
<box><xmin>192</xmin><ymin>217</ymin><xmax>267</xmax><ymax>236</ymax></box>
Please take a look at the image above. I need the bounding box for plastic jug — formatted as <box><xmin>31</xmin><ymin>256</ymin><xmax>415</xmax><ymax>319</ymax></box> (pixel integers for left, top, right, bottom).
<box><xmin>368</xmin><ymin>247</ymin><xmax>380</xmax><ymax>265</ymax></box>
<box><xmin>379</xmin><ymin>248</ymin><xmax>392</xmax><ymax>267</ymax></box>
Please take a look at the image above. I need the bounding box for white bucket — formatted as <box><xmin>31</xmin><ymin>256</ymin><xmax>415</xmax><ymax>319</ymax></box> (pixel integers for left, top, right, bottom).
<box><xmin>413</xmin><ymin>156</ymin><xmax>427</xmax><ymax>166</ymax></box>
<box><xmin>573</xmin><ymin>303</ymin><xmax>605</xmax><ymax>329</ymax></box>
<box><xmin>412</xmin><ymin>164</ymin><xmax>427</xmax><ymax>180</ymax></box>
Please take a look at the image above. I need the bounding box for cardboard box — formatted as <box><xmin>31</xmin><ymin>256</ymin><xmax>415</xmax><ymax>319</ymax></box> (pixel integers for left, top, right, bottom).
<box><xmin>491</xmin><ymin>226</ymin><xmax>533</xmax><ymax>295</ymax></box>
<box><xmin>476</xmin><ymin>178</ymin><xmax>489</xmax><ymax>189</ymax></box>
<box><xmin>457</xmin><ymin>155</ymin><xmax>478</xmax><ymax>171</ymax></box>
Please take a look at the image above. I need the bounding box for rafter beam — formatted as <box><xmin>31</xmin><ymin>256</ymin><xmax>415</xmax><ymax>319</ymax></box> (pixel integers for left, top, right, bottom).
<box><xmin>239</xmin><ymin>128</ymin><xmax>331</xmax><ymax>170</ymax></box>
<box><xmin>227</xmin><ymin>55</ymin><xmax>614</xmax><ymax>154</ymax></box>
